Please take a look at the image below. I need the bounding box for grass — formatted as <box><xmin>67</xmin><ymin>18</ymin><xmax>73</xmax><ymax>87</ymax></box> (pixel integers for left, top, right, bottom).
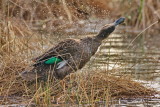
<box><xmin>0</xmin><ymin>0</ymin><xmax>159</xmax><ymax>106</ymax></box>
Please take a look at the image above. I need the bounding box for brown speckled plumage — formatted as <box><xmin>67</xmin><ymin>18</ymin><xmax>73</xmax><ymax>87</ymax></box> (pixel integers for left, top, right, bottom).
<box><xmin>21</xmin><ymin>18</ymin><xmax>125</xmax><ymax>81</ymax></box>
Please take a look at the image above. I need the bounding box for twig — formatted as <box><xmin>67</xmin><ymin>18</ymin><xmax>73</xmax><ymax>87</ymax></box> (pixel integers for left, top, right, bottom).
<box><xmin>127</xmin><ymin>20</ymin><xmax>159</xmax><ymax>49</ymax></box>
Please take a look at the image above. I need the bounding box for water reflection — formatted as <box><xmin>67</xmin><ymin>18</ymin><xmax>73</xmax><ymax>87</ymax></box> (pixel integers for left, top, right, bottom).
<box><xmin>85</xmin><ymin>33</ymin><xmax>160</xmax><ymax>82</ymax></box>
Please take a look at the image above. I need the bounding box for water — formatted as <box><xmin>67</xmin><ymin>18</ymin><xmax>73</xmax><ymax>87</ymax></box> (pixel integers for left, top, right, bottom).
<box><xmin>92</xmin><ymin>34</ymin><xmax>160</xmax><ymax>82</ymax></box>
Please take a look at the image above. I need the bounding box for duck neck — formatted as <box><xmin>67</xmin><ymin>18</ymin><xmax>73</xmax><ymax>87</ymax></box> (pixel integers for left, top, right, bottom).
<box><xmin>93</xmin><ymin>36</ymin><xmax>103</xmax><ymax>43</ymax></box>
<box><xmin>95</xmin><ymin>33</ymin><xmax>109</xmax><ymax>42</ymax></box>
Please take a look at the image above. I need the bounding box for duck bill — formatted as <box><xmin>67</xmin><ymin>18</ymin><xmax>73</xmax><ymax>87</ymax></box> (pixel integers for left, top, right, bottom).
<box><xmin>114</xmin><ymin>17</ymin><xmax>125</xmax><ymax>26</ymax></box>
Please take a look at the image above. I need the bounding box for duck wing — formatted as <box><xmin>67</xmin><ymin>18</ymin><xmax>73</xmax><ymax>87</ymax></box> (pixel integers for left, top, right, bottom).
<box><xmin>32</xmin><ymin>39</ymin><xmax>80</xmax><ymax>65</ymax></box>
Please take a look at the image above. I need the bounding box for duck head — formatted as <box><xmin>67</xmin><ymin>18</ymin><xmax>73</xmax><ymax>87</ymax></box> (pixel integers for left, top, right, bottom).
<box><xmin>96</xmin><ymin>17</ymin><xmax>125</xmax><ymax>41</ymax></box>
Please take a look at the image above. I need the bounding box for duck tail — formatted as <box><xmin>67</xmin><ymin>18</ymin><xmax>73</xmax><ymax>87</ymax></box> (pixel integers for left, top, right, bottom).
<box><xmin>20</xmin><ymin>64</ymin><xmax>56</xmax><ymax>81</ymax></box>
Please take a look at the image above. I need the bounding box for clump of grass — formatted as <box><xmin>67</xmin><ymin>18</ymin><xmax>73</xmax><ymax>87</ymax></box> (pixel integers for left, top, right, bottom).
<box><xmin>0</xmin><ymin>16</ymin><xmax>50</xmax><ymax>102</ymax></box>
<box><xmin>0</xmin><ymin>60</ymin><xmax>157</xmax><ymax>105</ymax></box>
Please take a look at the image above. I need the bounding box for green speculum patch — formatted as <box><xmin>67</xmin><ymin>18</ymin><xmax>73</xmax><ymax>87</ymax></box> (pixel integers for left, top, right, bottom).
<box><xmin>44</xmin><ymin>57</ymin><xmax>62</xmax><ymax>64</ymax></box>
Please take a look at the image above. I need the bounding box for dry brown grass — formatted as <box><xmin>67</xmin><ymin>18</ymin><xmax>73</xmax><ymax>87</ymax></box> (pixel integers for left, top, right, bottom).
<box><xmin>1</xmin><ymin>0</ymin><xmax>159</xmax><ymax>33</ymax></box>
<box><xmin>0</xmin><ymin>0</ymin><xmax>159</xmax><ymax>105</ymax></box>
<box><xmin>0</xmin><ymin>64</ymin><xmax>157</xmax><ymax>105</ymax></box>
<box><xmin>1</xmin><ymin>0</ymin><xmax>111</xmax><ymax>32</ymax></box>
